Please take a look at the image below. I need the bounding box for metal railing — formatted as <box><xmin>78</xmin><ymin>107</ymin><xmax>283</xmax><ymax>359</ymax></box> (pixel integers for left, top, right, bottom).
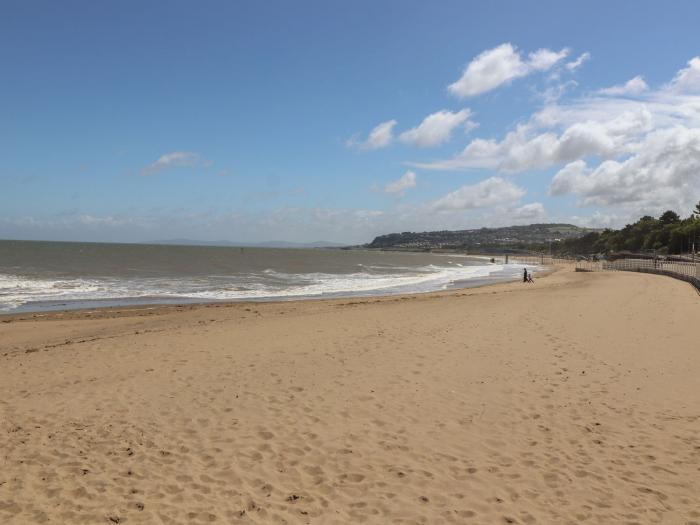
<box><xmin>575</xmin><ymin>258</ymin><xmax>700</xmax><ymax>291</ymax></box>
<box><xmin>505</xmin><ymin>255</ymin><xmax>578</xmax><ymax>266</ymax></box>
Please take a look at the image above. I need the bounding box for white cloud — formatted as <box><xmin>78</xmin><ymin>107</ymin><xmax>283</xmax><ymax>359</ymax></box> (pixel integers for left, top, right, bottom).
<box><xmin>348</xmin><ymin>119</ymin><xmax>397</xmax><ymax>150</ymax></box>
<box><xmin>141</xmin><ymin>151</ymin><xmax>209</xmax><ymax>176</ymax></box>
<box><xmin>421</xmin><ymin>56</ymin><xmax>698</xmax><ymax>179</ymax></box>
<box><xmin>402</xmin><ymin>57</ymin><xmax>700</xmax><ymax>225</ymax></box>
<box><xmin>549</xmin><ymin>159</ymin><xmax>589</xmax><ymax>196</ymax></box>
<box><xmin>429</xmin><ymin>65</ymin><xmax>700</xmax><ymax>220</ymax></box>
<box><xmin>414</xmin><ymin>107</ymin><xmax>652</xmax><ymax>172</ymax></box>
<box><xmin>352</xmin><ymin>111</ymin><xmax>478</xmax><ymax>151</ymax></box>
<box><xmin>384</xmin><ymin>171</ymin><xmax>417</xmax><ymax>195</ymax></box>
<box><xmin>429</xmin><ymin>177</ymin><xmax>525</xmax><ymax>211</ymax></box>
<box><xmin>513</xmin><ymin>202</ymin><xmax>547</xmax><ymax>221</ymax></box>
<box><xmin>398</xmin><ymin>109</ymin><xmax>475</xmax><ymax>147</ymax></box>
<box><xmin>667</xmin><ymin>56</ymin><xmax>700</xmax><ymax>93</ymax></box>
<box><xmin>448</xmin><ymin>44</ymin><xmax>526</xmax><ymax>97</ymax></box>
<box><xmin>410</xmin><ymin>54</ymin><xmax>700</xmax><ymax>220</ymax></box>
<box><xmin>448</xmin><ymin>43</ymin><xmax>570</xmax><ymax>97</ymax></box>
<box><xmin>599</xmin><ymin>75</ymin><xmax>649</xmax><ymax>96</ymax></box>
<box><xmin>529</xmin><ymin>48</ymin><xmax>570</xmax><ymax>71</ymax></box>
<box><xmin>548</xmin><ymin>126</ymin><xmax>700</xmax><ymax>212</ymax></box>
<box><xmin>531</xmin><ymin>94</ymin><xmax>699</xmax><ymax>131</ymax></box>
<box><xmin>565</xmin><ymin>52</ymin><xmax>590</xmax><ymax>72</ymax></box>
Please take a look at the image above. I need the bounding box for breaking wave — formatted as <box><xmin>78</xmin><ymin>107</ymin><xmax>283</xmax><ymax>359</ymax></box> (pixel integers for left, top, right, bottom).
<box><xmin>0</xmin><ymin>262</ymin><xmax>529</xmax><ymax>312</ymax></box>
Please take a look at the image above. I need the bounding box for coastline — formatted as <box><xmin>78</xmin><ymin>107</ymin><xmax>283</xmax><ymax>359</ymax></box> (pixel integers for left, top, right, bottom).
<box><xmin>0</xmin><ymin>261</ymin><xmax>547</xmax><ymax>321</ymax></box>
<box><xmin>3</xmin><ymin>266</ymin><xmax>699</xmax><ymax>523</ymax></box>
<box><xmin>0</xmin><ymin>243</ymin><xmax>539</xmax><ymax>316</ymax></box>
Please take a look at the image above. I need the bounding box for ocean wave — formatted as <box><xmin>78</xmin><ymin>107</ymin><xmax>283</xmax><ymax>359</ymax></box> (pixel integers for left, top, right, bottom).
<box><xmin>0</xmin><ymin>262</ymin><xmax>531</xmax><ymax>312</ymax></box>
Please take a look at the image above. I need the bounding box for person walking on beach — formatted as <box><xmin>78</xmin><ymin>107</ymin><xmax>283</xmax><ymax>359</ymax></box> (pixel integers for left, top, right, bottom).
<box><xmin>523</xmin><ymin>268</ymin><xmax>528</xmax><ymax>283</ymax></box>
<box><xmin>527</xmin><ymin>272</ymin><xmax>534</xmax><ymax>284</ymax></box>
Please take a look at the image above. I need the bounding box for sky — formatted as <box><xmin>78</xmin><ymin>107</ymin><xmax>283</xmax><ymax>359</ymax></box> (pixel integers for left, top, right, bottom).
<box><xmin>2</xmin><ymin>1</ymin><xmax>700</xmax><ymax>244</ymax></box>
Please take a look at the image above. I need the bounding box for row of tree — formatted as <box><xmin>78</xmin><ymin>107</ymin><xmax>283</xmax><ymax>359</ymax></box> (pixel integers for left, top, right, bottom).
<box><xmin>551</xmin><ymin>202</ymin><xmax>700</xmax><ymax>256</ymax></box>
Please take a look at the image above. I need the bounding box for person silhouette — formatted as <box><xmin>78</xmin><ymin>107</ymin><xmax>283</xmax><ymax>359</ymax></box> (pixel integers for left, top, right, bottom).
<box><xmin>523</xmin><ymin>267</ymin><xmax>528</xmax><ymax>283</ymax></box>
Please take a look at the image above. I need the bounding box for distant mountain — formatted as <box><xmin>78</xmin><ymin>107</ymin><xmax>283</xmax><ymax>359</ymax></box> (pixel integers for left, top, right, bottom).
<box><xmin>367</xmin><ymin>224</ymin><xmax>599</xmax><ymax>251</ymax></box>
<box><xmin>146</xmin><ymin>239</ymin><xmax>347</xmax><ymax>248</ymax></box>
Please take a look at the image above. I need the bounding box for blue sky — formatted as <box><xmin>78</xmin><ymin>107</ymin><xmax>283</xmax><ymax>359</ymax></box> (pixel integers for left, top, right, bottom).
<box><xmin>2</xmin><ymin>1</ymin><xmax>700</xmax><ymax>243</ymax></box>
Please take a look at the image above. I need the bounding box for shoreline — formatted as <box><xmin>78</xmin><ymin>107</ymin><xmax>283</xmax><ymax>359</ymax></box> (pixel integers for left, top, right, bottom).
<box><xmin>0</xmin><ymin>262</ymin><xmax>552</xmax><ymax>322</ymax></box>
<box><xmin>1</xmin><ymin>266</ymin><xmax>563</xmax><ymax>362</ymax></box>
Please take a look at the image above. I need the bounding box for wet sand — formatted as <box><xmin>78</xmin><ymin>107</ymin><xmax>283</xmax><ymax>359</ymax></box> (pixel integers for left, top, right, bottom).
<box><xmin>1</xmin><ymin>267</ymin><xmax>700</xmax><ymax>524</ymax></box>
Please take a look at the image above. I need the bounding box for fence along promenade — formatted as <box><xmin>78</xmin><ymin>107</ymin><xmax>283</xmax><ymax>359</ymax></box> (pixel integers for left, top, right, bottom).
<box><xmin>507</xmin><ymin>255</ymin><xmax>577</xmax><ymax>266</ymax></box>
<box><xmin>485</xmin><ymin>254</ymin><xmax>699</xmax><ymax>292</ymax></box>
<box><xmin>575</xmin><ymin>258</ymin><xmax>700</xmax><ymax>292</ymax></box>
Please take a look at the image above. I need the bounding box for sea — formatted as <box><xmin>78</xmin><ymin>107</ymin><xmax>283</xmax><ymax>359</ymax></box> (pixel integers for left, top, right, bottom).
<box><xmin>0</xmin><ymin>240</ymin><xmax>535</xmax><ymax>313</ymax></box>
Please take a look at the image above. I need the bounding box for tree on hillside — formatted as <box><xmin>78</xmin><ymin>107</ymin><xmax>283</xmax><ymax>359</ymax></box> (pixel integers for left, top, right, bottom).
<box><xmin>659</xmin><ymin>210</ymin><xmax>680</xmax><ymax>225</ymax></box>
<box><xmin>545</xmin><ymin>205</ymin><xmax>700</xmax><ymax>256</ymax></box>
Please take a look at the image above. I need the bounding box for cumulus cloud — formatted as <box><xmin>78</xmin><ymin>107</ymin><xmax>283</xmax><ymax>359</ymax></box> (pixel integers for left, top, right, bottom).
<box><xmin>384</xmin><ymin>171</ymin><xmax>417</xmax><ymax>195</ymax></box>
<box><xmin>549</xmin><ymin>159</ymin><xmax>590</xmax><ymax>196</ymax></box>
<box><xmin>448</xmin><ymin>43</ymin><xmax>570</xmax><ymax>97</ymax></box>
<box><xmin>448</xmin><ymin>44</ymin><xmax>526</xmax><ymax>97</ymax></box>
<box><xmin>667</xmin><ymin>56</ymin><xmax>700</xmax><ymax>93</ymax></box>
<box><xmin>565</xmin><ymin>52</ymin><xmax>590</xmax><ymax>72</ymax></box>
<box><xmin>548</xmin><ymin>126</ymin><xmax>700</xmax><ymax>211</ymax></box>
<box><xmin>398</xmin><ymin>109</ymin><xmax>475</xmax><ymax>147</ymax></box>
<box><xmin>409</xmin><ymin>54</ymin><xmax>700</xmax><ymax>219</ymax></box>
<box><xmin>513</xmin><ymin>202</ymin><xmax>547</xmax><ymax>221</ymax></box>
<box><xmin>599</xmin><ymin>75</ymin><xmax>649</xmax><ymax>96</ymax></box>
<box><xmin>414</xmin><ymin>107</ymin><xmax>652</xmax><ymax>172</ymax></box>
<box><xmin>140</xmin><ymin>151</ymin><xmax>209</xmax><ymax>176</ymax></box>
<box><xmin>429</xmin><ymin>177</ymin><xmax>525</xmax><ymax>212</ymax></box>
<box><xmin>347</xmin><ymin>119</ymin><xmax>397</xmax><ymax>150</ymax></box>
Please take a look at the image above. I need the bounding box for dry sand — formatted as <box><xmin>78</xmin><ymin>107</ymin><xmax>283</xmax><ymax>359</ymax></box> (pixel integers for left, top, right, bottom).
<box><xmin>1</xmin><ymin>267</ymin><xmax>700</xmax><ymax>524</ymax></box>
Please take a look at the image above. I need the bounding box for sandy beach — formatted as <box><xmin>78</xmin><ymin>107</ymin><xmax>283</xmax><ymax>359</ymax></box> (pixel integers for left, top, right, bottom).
<box><xmin>1</xmin><ymin>267</ymin><xmax>700</xmax><ymax>524</ymax></box>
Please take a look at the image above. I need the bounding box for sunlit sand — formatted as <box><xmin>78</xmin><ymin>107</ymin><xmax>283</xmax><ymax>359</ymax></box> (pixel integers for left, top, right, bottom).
<box><xmin>2</xmin><ymin>268</ymin><xmax>699</xmax><ymax>523</ymax></box>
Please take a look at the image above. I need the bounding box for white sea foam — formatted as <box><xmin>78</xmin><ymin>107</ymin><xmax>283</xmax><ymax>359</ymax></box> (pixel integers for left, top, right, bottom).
<box><xmin>0</xmin><ymin>262</ymin><xmax>533</xmax><ymax>312</ymax></box>
<box><xmin>0</xmin><ymin>274</ymin><xmax>104</xmax><ymax>311</ymax></box>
